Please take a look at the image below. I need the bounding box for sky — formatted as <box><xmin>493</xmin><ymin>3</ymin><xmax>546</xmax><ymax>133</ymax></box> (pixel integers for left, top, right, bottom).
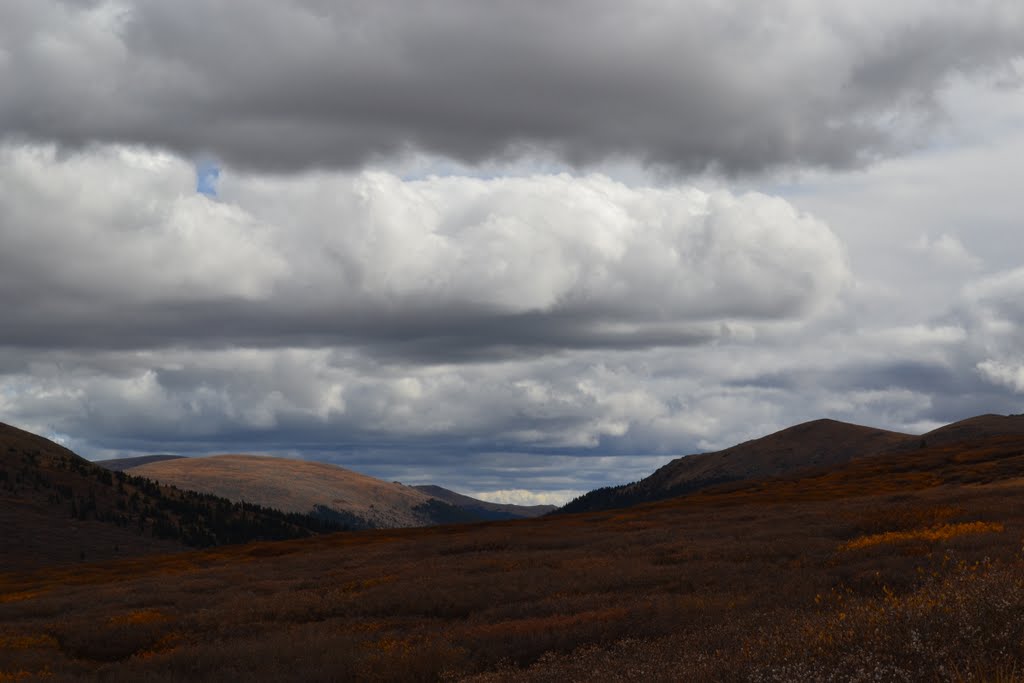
<box><xmin>2</xmin><ymin>1</ymin><xmax>1024</xmax><ymax>506</ymax></box>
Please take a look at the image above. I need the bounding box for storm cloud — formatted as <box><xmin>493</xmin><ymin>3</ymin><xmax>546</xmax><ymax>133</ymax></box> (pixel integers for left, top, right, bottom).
<box><xmin>3</xmin><ymin>1</ymin><xmax>1024</xmax><ymax>173</ymax></box>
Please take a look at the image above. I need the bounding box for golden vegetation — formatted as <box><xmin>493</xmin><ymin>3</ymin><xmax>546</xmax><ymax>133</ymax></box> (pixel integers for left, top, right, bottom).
<box><xmin>0</xmin><ymin>591</ymin><xmax>45</xmax><ymax>605</ymax></box>
<box><xmin>839</xmin><ymin>521</ymin><xmax>1005</xmax><ymax>552</ymax></box>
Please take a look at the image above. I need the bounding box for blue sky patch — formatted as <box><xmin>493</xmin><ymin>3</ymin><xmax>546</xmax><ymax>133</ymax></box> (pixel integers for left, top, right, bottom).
<box><xmin>196</xmin><ymin>160</ymin><xmax>221</xmax><ymax>196</ymax></box>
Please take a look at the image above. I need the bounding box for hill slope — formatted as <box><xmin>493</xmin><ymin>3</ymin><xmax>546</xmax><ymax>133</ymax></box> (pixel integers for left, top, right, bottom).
<box><xmin>0</xmin><ymin>422</ymin><xmax>180</xmax><ymax>570</ymax></box>
<box><xmin>412</xmin><ymin>484</ymin><xmax>557</xmax><ymax>520</ymax></box>
<box><xmin>128</xmin><ymin>455</ymin><xmax>480</xmax><ymax>529</ymax></box>
<box><xmin>918</xmin><ymin>413</ymin><xmax>1024</xmax><ymax>447</ymax></box>
<box><xmin>559</xmin><ymin>418</ymin><xmax>912</xmax><ymax>513</ymax></box>
<box><xmin>0</xmin><ymin>422</ymin><xmax>340</xmax><ymax>571</ymax></box>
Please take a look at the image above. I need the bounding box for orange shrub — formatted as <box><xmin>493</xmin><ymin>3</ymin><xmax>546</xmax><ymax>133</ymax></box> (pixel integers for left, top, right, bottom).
<box><xmin>839</xmin><ymin>521</ymin><xmax>1005</xmax><ymax>552</ymax></box>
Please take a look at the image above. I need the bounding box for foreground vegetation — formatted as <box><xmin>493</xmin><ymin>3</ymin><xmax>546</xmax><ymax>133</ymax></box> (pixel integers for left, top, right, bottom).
<box><xmin>4</xmin><ymin>435</ymin><xmax>1024</xmax><ymax>680</ymax></box>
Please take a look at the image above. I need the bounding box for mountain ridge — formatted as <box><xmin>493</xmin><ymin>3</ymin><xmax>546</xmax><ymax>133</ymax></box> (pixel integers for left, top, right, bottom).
<box><xmin>559</xmin><ymin>417</ymin><xmax>920</xmax><ymax>514</ymax></box>
<box><xmin>917</xmin><ymin>413</ymin><xmax>1024</xmax><ymax>446</ymax></box>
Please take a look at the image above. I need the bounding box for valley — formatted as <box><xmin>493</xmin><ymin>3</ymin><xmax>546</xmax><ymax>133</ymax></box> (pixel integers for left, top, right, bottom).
<box><xmin>4</xmin><ymin>417</ymin><xmax>1024</xmax><ymax>680</ymax></box>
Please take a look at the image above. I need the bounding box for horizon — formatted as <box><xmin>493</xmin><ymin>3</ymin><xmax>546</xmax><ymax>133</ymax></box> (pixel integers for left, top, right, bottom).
<box><xmin>3</xmin><ymin>3</ymin><xmax>1024</xmax><ymax>504</ymax></box>
<box><xmin>32</xmin><ymin>409</ymin><xmax>1024</xmax><ymax>507</ymax></box>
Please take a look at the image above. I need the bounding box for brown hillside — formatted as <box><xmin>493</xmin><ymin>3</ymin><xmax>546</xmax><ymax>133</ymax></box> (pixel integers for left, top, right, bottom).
<box><xmin>918</xmin><ymin>413</ymin><xmax>1024</xmax><ymax>446</ymax></box>
<box><xmin>647</xmin><ymin>418</ymin><xmax>912</xmax><ymax>488</ymax></box>
<box><xmin>561</xmin><ymin>418</ymin><xmax>912</xmax><ymax>513</ymax></box>
<box><xmin>129</xmin><ymin>455</ymin><xmax>460</xmax><ymax>528</ymax></box>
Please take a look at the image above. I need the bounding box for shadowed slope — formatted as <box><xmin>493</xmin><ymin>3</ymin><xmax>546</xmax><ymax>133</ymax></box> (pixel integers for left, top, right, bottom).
<box><xmin>0</xmin><ymin>423</ymin><xmax>336</xmax><ymax>571</ymax></box>
<box><xmin>560</xmin><ymin>418</ymin><xmax>912</xmax><ymax>514</ymax></box>
<box><xmin>918</xmin><ymin>413</ymin><xmax>1024</xmax><ymax>447</ymax></box>
<box><xmin>0</xmin><ymin>422</ymin><xmax>183</xmax><ymax>570</ymax></box>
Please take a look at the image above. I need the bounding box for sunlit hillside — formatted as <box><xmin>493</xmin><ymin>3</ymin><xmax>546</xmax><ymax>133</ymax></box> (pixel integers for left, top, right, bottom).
<box><xmin>128</xmin><ymin>454</ymin><xmax>477</xmax><ymax>529</ymax></box>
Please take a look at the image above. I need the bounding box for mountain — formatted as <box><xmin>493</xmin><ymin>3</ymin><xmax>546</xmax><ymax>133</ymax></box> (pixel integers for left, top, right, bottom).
<box><xmin>412</xmin><ymin>484</ymin><xmax>557</xmax><ymax>520</ymax></box>
<box><xmin>126</xmin><ymin>455</ymin><xmax>481</xmax><ymax>529</ymax></box>
<box><xmin>559</xmin><ymin>418</ymin><xmax>913</xmax><ymax>514</ymax></box>
<box><xmin>0</xmin><ymin>421</ymin><xmax>341</xmax><ymax>571</ymax></box>
<box><xmin>95</xmin><ymin>454</ymin><xmax>185</xmax><ymax>471</ymax></box>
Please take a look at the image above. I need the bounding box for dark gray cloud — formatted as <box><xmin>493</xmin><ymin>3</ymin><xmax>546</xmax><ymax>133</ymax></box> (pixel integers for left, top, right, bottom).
<box><xmin>3</xmin><ymin>1</ymin><xmax>1024</xmax><ymax>173</ymax></box>
<box><xmin>726</xmin><ymin>358</ymin><xmax>1014</xmax><ymax>428</ymax></box>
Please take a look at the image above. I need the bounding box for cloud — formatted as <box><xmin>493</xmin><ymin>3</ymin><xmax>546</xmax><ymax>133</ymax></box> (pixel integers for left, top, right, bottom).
<box><xmin>912</xmin><ymin>234</ymin><xmax>982</xmax><ymax>270</ymax></box>
<box><xmin>1</xmin><ymin>303</ymin><xmax>1020</xmax><ymax>495</ymax></box>
<box><xmin>0</xmin><ymin>144</ymin><xmax>848</xmax><ymax>357</ymax></box>
<box><xmin>2</xmin><ymin>131</ymin><xmax>1021</xmax><ymax>494</ymax></box>
<box><xmin>470</xmin><ymin>489</ymin><xmax>583</xmax><ymax>507</ymax></box>
<box><xmin>3</xmin><ymin>1</ymin><xmax>1024</xmax><ymax>173</ymax></box>
<box><xmin>977</xmin><ymin>359</ymin><xmax>1024</xmax><ymax>393</ymax></box>
<box><xmin>959</xmin><ymin>264</ymin><xmax>1024</xmax><ymax>397</ymax></box>
<box><xmin>0</xmin><ymin>142</ymin><xmax>855</xmax><ymax>494</ymax></box>
<box><xmin>0</xmin><ymin>145</ymin><xmax>287</xmax><ymax>310</ymax></box>
<box><xmin>965</xmin><ymin>266</ymin><xmax>1024</xmax><ymax>325</ymax></box>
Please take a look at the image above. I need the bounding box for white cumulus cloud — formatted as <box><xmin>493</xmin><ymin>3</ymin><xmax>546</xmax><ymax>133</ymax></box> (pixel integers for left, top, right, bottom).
<box><xmin>0</xmin><ymin>145</ymin><xmax>849</xmax><ymax>354</ymax></box>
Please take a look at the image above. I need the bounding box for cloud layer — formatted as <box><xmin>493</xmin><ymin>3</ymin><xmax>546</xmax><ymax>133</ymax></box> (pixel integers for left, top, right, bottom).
<box><xmin>0</xmin><ymin>145</ymin><xmax>847</xmax><ymax>356</ymax></box>
<box><xmin>3</xmin><ymin>1</ymin><xmax>1024</xmax><ymax>172</ymax></box>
